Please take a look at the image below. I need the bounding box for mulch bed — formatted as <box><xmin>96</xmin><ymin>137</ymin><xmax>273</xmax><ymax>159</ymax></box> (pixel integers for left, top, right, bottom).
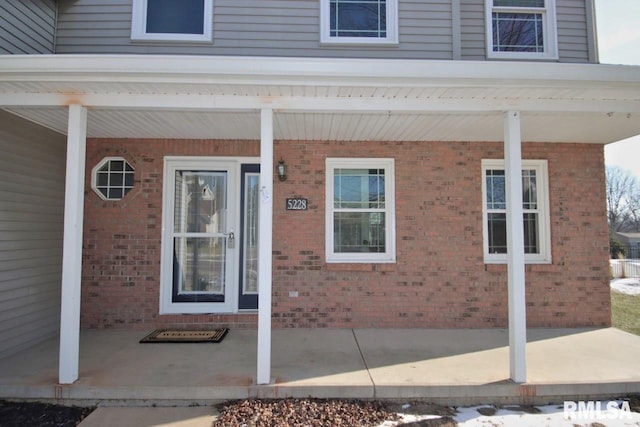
<box><xmin>213</xmin><ymin>398</ymin><xmax>457</xmax><ymax>427</ymax></box>
<box><xmin>0</xmin><ymin>400</ymin><xmax>94</xmax><ymax>427</ymax></box>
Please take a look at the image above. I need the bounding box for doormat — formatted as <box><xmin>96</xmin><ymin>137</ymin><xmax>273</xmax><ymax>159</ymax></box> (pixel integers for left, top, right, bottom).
<box><xmin>139</xmin><ymin>328</ymin><xmax>229</xmax><ymax>344</ymax></box>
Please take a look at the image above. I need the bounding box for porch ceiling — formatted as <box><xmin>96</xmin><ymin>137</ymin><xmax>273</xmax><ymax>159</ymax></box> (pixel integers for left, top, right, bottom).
<box><xmin>1</xmin><ymin>55</ymin><xmax>640</xmax><ymax>144</ymax></box>
<box><xmin>4</xmin><ymin>108</ymin><xmax>638</xmax><ymax>144</ymax></box>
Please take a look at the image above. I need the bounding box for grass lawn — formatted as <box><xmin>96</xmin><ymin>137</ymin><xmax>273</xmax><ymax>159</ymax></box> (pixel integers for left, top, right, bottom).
<box><xmin>611</xmin><ymin>290</ymin><xmax>640</xmax><ymax>336</ymax></box>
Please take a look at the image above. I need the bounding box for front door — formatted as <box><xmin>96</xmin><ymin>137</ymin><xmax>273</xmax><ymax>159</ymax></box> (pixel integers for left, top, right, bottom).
<box><xmin>161</xmin><ymin>158</ymin><xmax>259</xmax><ymax>314</ymax></box>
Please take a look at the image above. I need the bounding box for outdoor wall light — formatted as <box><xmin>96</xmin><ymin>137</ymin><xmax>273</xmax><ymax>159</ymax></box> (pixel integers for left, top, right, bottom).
<box><xmin>277</xmin><ymin>159</ymin><xmax>287</xmax><ymax>181</ymax></box>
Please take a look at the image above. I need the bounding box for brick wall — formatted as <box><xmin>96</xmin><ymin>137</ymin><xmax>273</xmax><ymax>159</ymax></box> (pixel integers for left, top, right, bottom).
<box><xmin>81</xmin><ymin>138</ymin><xmax>611</xmax><ymax>329</ymax></box>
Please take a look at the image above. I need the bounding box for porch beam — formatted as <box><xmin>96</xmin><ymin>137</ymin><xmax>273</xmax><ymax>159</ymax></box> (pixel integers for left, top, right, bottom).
<box><xmin>257</xmin><ymin>108</ymin><xmax>274</xmax><ymax>385</ymax></box>
<box><xmin>59</xmin><ymin>104</ymin><xmax>87</xmax><ymax>384</ymax></box>
<box><xmin>504</xmin><ymin>110</ymin><xmax>527</xmax><ymax>383</ymax></box>
<box><xmin>1</xmin><ymin>93</ymin><xmax>640</xmax><ymax>114</ymax></box>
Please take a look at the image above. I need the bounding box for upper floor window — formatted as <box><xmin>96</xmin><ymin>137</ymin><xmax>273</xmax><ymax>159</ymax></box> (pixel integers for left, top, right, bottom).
<box><xmin>131</xmin><ymin>0</ymin><xmax>213</xmax><ymax>42</ymax></box>
<box><xmin>481</xmin><ymin>159</ymin><xmax>551</xmax><ymax>264</ymax></box>
<box><xmin>485</xmin><ymin>0</ymin><xmax>557</xmax><ymax>60</ymax></box>
<box><xmin>326</xmin><ymin>158</ymin><xmax>396</xmax><ymax>263</ymax></box>
<box><xmin>321</xmin><ymin>0</ymin><xmax>398</xmax><ymax>45</ymax></box>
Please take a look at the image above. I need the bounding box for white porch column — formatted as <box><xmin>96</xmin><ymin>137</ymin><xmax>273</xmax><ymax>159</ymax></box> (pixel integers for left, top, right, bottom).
<box><xmin>504</xmin><ymin>111</ymin><xmax>527</xmax><ymax>383</ymax></box>
<box><xmin>59</xmin><ymin>104</ymin><xmax>87</xmax><ymax>384</ymax></box>
<box><xmin>257</xmin><ymin>108</ymin><xmax>274</xmax><ymax>385</ymax></box>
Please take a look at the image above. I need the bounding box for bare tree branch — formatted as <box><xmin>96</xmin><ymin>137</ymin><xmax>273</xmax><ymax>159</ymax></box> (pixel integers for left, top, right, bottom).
<box><xmin>606</xmin><ymin>165</ymin><xmax>640</xmax><ymax>232</ymax></box>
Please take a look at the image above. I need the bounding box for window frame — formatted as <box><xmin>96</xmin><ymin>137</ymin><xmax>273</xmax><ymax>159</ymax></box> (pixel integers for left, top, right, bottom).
<box><xmin>131</xmin><ymin>0</ymin><xmax>213</xmax><ymax>43</ymax></box>
<box><xmin>320</xmin><ymin>0</ymin><xmax>399</xmax><ymax>45</ymax></box>
<box><xmin>91</xmin><ymin>157</ymin><xmax>134</xmax><ymax>201</ymax></box>
<box><xmin>481</xmin><ymin>159</ymin><xmax>551</xmax><ymax>264</ymax></box>
<box><xmin>326</xmin><ymin>158</ymin><xmax>396</xmax><ymax>264</ymax></box>
<box><xmin>485</xmin><ymin>0</ymin><xmax>558</xmax><ymax>60</ymax></box>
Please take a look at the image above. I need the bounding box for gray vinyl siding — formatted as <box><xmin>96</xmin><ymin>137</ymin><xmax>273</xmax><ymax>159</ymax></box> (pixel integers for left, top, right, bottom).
<box><xmin>0</xmin><ymin>0</ymin><xmax>56</xmax><ymax>54</ymax></box>
<box><xmin>556</xmin><ymin>0</ymin><xmax>590</xmax><ymax>63</ymax></box>
<box><xmin>56</xmin><ymin>0</ymin><xmax>454</xmax><ymax>59</ymax></box>
<box><xmin>460</xmin><ymin>0</ymin><xmax>592</xmax><ymax>62</ymax></box>
<box><xmin>0</xmin><ymin>110</ymin><xmax>66</xmax><ymax>359</ymax></box>
<box><xmin>53</xmin><ymin>0</ymin><xmax>593</xmax><ymax>62</ymax></box>
<box><xmin>460</xmin><ymin>0</ymin><xmax>485</xmax><ymax>60</ymax></box>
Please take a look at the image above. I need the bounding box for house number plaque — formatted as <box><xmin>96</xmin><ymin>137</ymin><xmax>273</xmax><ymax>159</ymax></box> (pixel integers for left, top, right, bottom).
<box><xmin>286</xmin><ymin>198</ymin><xmax>308</xmax><ymax>210</ymax></box>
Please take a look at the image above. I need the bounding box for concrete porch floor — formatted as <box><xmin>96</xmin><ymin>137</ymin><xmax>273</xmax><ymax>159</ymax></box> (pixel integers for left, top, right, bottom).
<box><xmin>1</xmin><ymin>328</ymin><xmax>639</xmax><ymax>405</ymax></box>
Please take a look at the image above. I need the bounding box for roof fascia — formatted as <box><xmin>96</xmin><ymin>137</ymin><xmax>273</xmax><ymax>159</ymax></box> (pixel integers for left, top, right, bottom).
<box><xmin>0</xmin><ymin>55</ymin><xmax>639</xmax><ymax>89</ymax></box>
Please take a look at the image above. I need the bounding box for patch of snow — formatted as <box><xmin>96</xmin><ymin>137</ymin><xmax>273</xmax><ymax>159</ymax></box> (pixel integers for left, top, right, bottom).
<box><xmin>382</xmin><ymin>402</ymin><xmax>640</xmax><ymax>427</ymax></box>
<box><xmin>611</xmin><ymin>278</ymin><xmax>640</xmax><ymax>295</ymax></box>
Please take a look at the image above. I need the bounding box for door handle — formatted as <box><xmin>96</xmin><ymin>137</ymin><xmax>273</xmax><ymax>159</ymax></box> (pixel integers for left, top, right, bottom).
<box><xmin>226</xmin><ymin>231</ymin><xmax>235</xmax><ymax>249</ymax></box>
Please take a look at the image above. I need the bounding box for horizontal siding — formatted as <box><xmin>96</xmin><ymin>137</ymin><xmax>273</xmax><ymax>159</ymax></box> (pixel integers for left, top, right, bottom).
<box><xmin>461</xmin><ymin>0</ymin><xmax>591</xmax><ymax>62</ymax></box>
<box><xmin>0</xmin><ymin>0</ymin><xmax>56</xmax><ymax>54</ymax></box>
<box><xmin>55</xmin><ymin>0</ymin><xmax>454</xmax><ymax>59</ymax></box>
<box><xmin>460</xmin><ymin>0</ymin><xmax>485</xmax><ymax>60</ymax></box>
<box><xmin>556</xmin><ymin>0</ymin><xmax>590</xmax><ymax>62</ymax></box>
<box><xmin>0</xmin><ymin>110</ymin><xmax>66</xmax><ymax>359</ymax></box>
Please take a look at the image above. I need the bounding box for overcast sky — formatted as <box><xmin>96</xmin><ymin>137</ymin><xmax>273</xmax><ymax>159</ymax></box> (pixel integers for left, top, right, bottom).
<box><xmin>595</xmin><ymin>0</ymin><xmax>640</xmax><ymax>179</ymax></box>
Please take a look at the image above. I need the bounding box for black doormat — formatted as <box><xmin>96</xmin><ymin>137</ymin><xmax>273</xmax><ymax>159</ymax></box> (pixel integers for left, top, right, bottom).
<box><xmin>140</xmin><ymin>328</ymin><xmax>229</xmax><ymax>343</ymax></box>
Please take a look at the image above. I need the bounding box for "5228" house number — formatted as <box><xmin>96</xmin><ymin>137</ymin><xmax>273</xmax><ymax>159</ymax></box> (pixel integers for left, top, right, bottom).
<box><xmin>286</xmin><ymin>198</ymin><xmax>308</xmax><ymax>210</ymax></box>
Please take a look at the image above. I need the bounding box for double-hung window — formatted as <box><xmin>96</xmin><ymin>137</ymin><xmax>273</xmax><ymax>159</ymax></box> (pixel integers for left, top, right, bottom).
<box><xmin>482</xmin><ymin>159</ymin><xmax>551</xmax><ymax>264</ymax></box>
<box><xmin>326</xmin><ymin>158</ymin><xmax>396</xmax><ymax>263</ymax></box>
<box><xmin>131</xmin><ymin>0</ymin><xmax>213</xmax><ymax>42</ymax></box>
<box><xmin>321</xmin><ymin>0</ymin><xmax>398</xmax><ymax>44</ymax></box>
<box><xmin>485</xmin><ymin>0</ymin><xmax>557</xmax><ymax>60</ymax></box>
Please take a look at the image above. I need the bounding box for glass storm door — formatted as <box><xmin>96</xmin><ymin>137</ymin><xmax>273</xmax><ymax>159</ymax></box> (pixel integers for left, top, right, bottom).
<box><xmin>239</xmin><ymin>165</ymin><xmax>259</xmax><ymax>310</ymax></box>
<box><xmin>162</xmin><ymin>159</ymin><xmax>261</xmax><ymax>314</ymax></box>
<box><xmin>172</xmin><ymin>170</ymin><xmax>234</xmax><ymax>305</ymax></box>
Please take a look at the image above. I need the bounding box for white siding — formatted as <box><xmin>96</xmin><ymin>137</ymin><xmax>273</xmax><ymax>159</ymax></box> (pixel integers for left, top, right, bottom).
<box><xmin>0</xmin><ymin>110</ymin><xmax>66</xmax><ymax>359</ymax></box>
<box><xmin>55</xmin><ymin>0</ymin><xmax>455</xmax><ymax>59</ymax></box>
<box><xmin>0</xmin><ymin>0</ymin><xmax>57</xmax><ymax>54</ymax></box>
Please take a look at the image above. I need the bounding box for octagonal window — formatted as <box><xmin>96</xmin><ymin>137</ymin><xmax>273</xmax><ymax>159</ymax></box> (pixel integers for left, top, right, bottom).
<box><xmin>92</xmin><ymin>157</ymin><xmax>134</xmax><ymax>200</ymax></box>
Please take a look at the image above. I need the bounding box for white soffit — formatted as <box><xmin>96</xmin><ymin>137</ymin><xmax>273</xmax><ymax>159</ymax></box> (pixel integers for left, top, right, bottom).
<box><xmin>7</xmin><ymin>108</ymin><xmax>638</xmax><ymax>144</ymax></box>
<box><xmin>1</xmin><ymin>56</ymin><xmax>640</xmax><ymax>143</ymax></box>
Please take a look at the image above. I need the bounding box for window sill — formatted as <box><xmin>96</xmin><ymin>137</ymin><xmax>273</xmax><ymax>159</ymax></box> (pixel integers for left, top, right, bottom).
<box><xmin>320</xmin><ymin>39</ymin><xmax>399</xmax><ymax>47</ymax></box>
<box><xmin>485</xmin><ymin>262</ymin><xmax>556</xmax><ymax>273</ymax></box>
<box><xmin>326</xmin><ymin>263</ymin><xmax>396</xmax><ymax>272</ymax></box>
<box><xmin>131</xmin><ymin>37</ymin><xmax>214</xmax><ymax>45</ymax></box>
<box><xmin>487</xmin><ymin>52</ymin><xmax>559</xmax><ymax>61</ymax></box>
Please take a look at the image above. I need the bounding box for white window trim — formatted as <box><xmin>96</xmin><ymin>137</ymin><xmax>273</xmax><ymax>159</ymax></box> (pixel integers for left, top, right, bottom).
<box><xmin>320</xmin><ymin>0</ymin><xmax>399</xmax><ymax>45</ymax></box>
<box><xmin>91</xmin><ymin>156</ymin><xmax>134</xmax><ymax>201</ymax></box>
<box><xmin>131</xmin><ymin>0</ymin><xmax>213</xmax><ymax>43</ymax></box>
<box><xmin>326</xmin><ymin>158</ymin><xmax>396</xmax><ymax>263</ymax></box>
<box><xmin>485</xmin><ymin>0</ymin><xmax>558</xmax><ymax>60</ymax></box>
<box><xmin>481</xmin><ymin>159</ymin><xmax>551</xmax><ymax>264</ymax></box>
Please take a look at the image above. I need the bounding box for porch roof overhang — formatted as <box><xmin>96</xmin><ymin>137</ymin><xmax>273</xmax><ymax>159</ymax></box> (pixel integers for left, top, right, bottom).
<box><xmin>0</xmin><ymin>54</ymin><xmax>639</xmax><ymax>144</ymax></box>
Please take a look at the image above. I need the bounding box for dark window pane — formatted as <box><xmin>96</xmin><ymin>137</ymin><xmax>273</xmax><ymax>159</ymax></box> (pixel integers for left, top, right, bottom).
<box><xmin>125</xmin><ymin>172</ymin><xmax>134</xmax><ymax>187</ymax></box>
<box><xmin>524</xmin><ymin>213</ymin><xmax>539</xmax><ymax>254</ymax></box>
<box><xmin>110</xmin><ymin>160</ymin><xmax>124</xmax><ymax>171</ymax></box>
<box><xmin>493</xmin><ymin>12</ymin><xmax>544</xmax><ymax>52</ymax></box>
<box><xmin>334</xmin><ymin>169</ymin><xmax>385</xmax><ymax>209</ymax></box>
<box><xmin>97</xmin><ymin>187</ymin><xmax>108</xmax><ymax>198</ymax></box>
<box><xmin>110</xmin><ymin>172</ymin><xmax>124</xmax><ymax>186</ymax></box>
<box><xmin>522</xmin><ymin>169</ymin><xmax>538</xmax><ymax>209</ymax></box>
<box><xmin>494</xmin><ymin>0</ymin><xmax>544</xmax><ymax>7</ymax></box>
<box><xmin>146</xmin><ymin>0</ymin><xmax>205</xmax><ymax>35</ymax></box>
<box><xmin>108</xmin><ymin>188</ymin><xmax>123</xmax><ymax>199</ymax></box>
<box><xmin>488</xmin><ymin>213</ymin><xmax>507</xmax><ymax>254</ymax></box>
<box><xmin>334</xmin><ymin>212</ymin><xmax>385</xmax><ymax>253</ymax></box>
<box><xmin>330</xmin><ymin>0</ymin><xmax>386</xmax><ymax>38</ymax></box>
<box><xmin>97</xmin><ymin>172</ymin><xmax>109</xmax><ymax>187</ymax></box>
<box><xmin>486</xmin><ymin>169</ymin><xmax>506</xmax><ymax>209</ymax></box>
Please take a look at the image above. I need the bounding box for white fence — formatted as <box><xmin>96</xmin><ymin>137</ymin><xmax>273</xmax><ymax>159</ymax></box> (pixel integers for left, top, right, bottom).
<box><xmin>610</xmin><ymin>259</ymin><xmax>640</xmax><ymax>278</ymax></box>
